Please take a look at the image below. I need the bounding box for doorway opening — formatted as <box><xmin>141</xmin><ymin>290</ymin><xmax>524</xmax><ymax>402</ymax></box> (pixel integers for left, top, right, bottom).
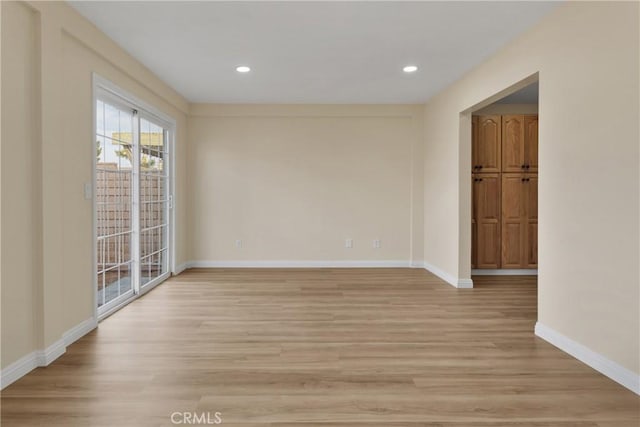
<box><xmin>462</xmin><ymin>76</ymin><xmax>539</xmax><ymax>284</ymax></box>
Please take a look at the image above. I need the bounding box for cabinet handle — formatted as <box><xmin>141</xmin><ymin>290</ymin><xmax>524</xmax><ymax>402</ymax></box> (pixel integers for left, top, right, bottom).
<box><xmin>521</xmin><ymin>178</ymin><xmax>526</xmax><ymax>182</ymax></box>
<box><xmin>521</xmin><ymin>164</ymin><xmax>526</xmax><ymax>169</ymax></box>
<box><xmin>525</xmin><ymin>164</ymin><xmax>530</xmax><ymax>169</ymax></box>
<box><xmin>477</xmin><ymin>178</ymin><xmax>483</xmax><ymax>182</ymax></box>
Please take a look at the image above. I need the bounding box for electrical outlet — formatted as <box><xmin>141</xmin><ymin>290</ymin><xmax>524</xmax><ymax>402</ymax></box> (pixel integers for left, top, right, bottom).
<box><xmin>345</xmin><ymin>238</ymin><xmax>353</xmax><ymax>249</ymax></box>
<box><xmin>235</xmin><ymin>239</ymin><xmax>242</xmax><ymax>248</ymax></box>
<box><xmin>373</xmin><ymin>239</ymin><xmax>381</xmax><ymax>249</ymax></box>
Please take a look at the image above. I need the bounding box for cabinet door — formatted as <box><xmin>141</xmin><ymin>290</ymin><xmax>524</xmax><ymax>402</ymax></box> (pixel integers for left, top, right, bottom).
<box><xmin>502</xmin><ymin>115</ymin><xmax>525</xmax><ymax>173</ymax></box>
<box><xmin>501</xmin><ymin>173</ymin><xmax>526</xmax><ymax>268</ymax></box>
<box><xmin>471</xmin><ymin>218</ymin><xmax>477</xmax><ymax>269</ymax></box>
<box><xmin>475</xmin><ymin>116</ymin><xmax>501</xmax><ymax>173</ymax></box>
<box><xmin>471</xmin><ymin>116</ymin><xmax>479</xmax><ymax>175</ymax></box>
<box><xmin>524</xmin><ymin>115</ymin><xmax>538</xmax><ymax>173</ymax></box>
<box><xmin>525</xmin><ymin>174</ymin><xmax>538</xmax><ymax>268</ymax></box>
<box><xmin>474</xmin><ymin>173</ymin><xmax>501</xmax><ymax>269</ymax></box>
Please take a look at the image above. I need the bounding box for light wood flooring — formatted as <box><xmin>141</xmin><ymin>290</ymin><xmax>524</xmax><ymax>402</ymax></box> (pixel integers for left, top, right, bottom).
<box><xmin>1</xmin><ymin>269</ymin><xmax>638</xmax><ymax>426</ymax></box>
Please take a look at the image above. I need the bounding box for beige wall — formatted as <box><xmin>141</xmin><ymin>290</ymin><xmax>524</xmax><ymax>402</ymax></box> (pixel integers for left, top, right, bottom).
<box><xmin>1</xmin><ymin>0</ymin><xmax>40</xmax><ymax>369</ymax></box>
<box><xmin>1</xmin><ymin>1</ymin><xmax>189</xmax><ymax>370</ymax></box>
<box><xmin>423</xmin><ymin>1</ymin><xmax>639</xmax><ymax>373</ymax></box>
<box><xmin>188</xmin><ymin>104</ymin><xmax>424</xmax><ymax>264</ymax></box>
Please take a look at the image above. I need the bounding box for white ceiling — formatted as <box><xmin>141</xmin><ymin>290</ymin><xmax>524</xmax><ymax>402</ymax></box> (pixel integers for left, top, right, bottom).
<box><xmin>69</xmin><ymin>1</ymin><xmax>558</xmax><ymax>104</ymax></box>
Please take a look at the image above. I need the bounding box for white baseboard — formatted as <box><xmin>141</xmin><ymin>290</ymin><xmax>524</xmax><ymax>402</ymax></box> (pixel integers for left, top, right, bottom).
<box><xmin>535</xmin><ymin>322</ymin><xmax>640</xmax><ymax>395</ymax></box>
<box><xmin>0</xmin><ymin>352</ymin><xmax>40</xmax><ymax>390</ymax></box>
<box><xmin>173</xmin><ymin>262</ymin><xmax>190</xmax><ymax>275</ymax></box>
<box><xmin>1</xmin><ymin>340</ymin><xmax>66</xmax><ymax>390</ymax></box>
<box><xmin>456</xmin><ymin>278</ymin><xmax>474</xmax><ymax>288</ymax></box>
<box><xmin>423</xmin><ymin>261</ymin><xmax>473</xmax><ymax>288</ymax></box>
<box><xmin>1</xmin><ymin>316</ymin><xmax>97</xmax><ymax>390</ymax></box>
<box><xmin>63</xmin><ymin>317</ymin><xmax>98</xmax><ymax>346</ymax></box>
<box><xmin>188</xmin><ymin>260</ymin><xmax>411</xmax><ymax>268</ymax></box>
<box><xmin>37</xmin><ymin>339</ymin><xmax>66</xmax><ymax>366</ymax></box>
<box><xmin>472</xmin><ymin>269</ymin><xmax>538</xmax><ymax>275</ymax></box>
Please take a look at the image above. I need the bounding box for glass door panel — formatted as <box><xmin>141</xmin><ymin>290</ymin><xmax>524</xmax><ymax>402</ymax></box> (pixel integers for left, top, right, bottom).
<box><xmin>139</xmin><ymin>117</ymin><xmax>169</xmax><ymax>288</ymax></box>
<box><xmin>96</xmin><ymin>99</ymin><xmax>135</xmax><ymax>310</ymax></box>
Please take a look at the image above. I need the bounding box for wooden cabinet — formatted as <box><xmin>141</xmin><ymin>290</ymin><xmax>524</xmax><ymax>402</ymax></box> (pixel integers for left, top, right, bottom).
<box><xmin>472</xmin><ymin>173</ymin><xmax>501</xmax><ymax>269</ymax></box>
<box><xmin>501</xmin><ymin>173</ymin><xmax>537</xmax><ymax>269</ymax></box>
<box><xmin>502</xmin><ymin>115</ymin><xmax>538</xmax><ymax>173</ymax></box>
<box><xmin>472</xmin><ymin>116</ymin><xmax>501</xmax><ymax>173</ymax></box>
<box><xmin>472</xmin><ymin>113</ymin><xmax>538</xmax><ymax>270</ymax></box>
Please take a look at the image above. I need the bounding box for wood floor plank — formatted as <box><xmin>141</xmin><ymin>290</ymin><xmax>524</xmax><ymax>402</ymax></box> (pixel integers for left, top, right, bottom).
<box><xmin>1</xmin><ymin>268</ymin><xmax>638</xmax><ymax>426</ymax></box>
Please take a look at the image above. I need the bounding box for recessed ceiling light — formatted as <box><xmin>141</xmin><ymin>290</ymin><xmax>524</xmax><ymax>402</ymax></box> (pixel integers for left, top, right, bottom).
<box><xmin>403</xmin><ymin>65</ymin><xmax>418</xmax><ymax>73</ymax></box>
<box><xmin>236</xmin><ymin>65</ymin><xmax>251</xmax><ymax>73</ymax></box>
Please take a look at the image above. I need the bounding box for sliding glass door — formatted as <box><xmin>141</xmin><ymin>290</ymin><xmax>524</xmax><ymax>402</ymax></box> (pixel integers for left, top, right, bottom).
<box><xmin>95</xmin><ymin>85</ymin><xmax>172</xmax><ymax>318</ymax></box>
